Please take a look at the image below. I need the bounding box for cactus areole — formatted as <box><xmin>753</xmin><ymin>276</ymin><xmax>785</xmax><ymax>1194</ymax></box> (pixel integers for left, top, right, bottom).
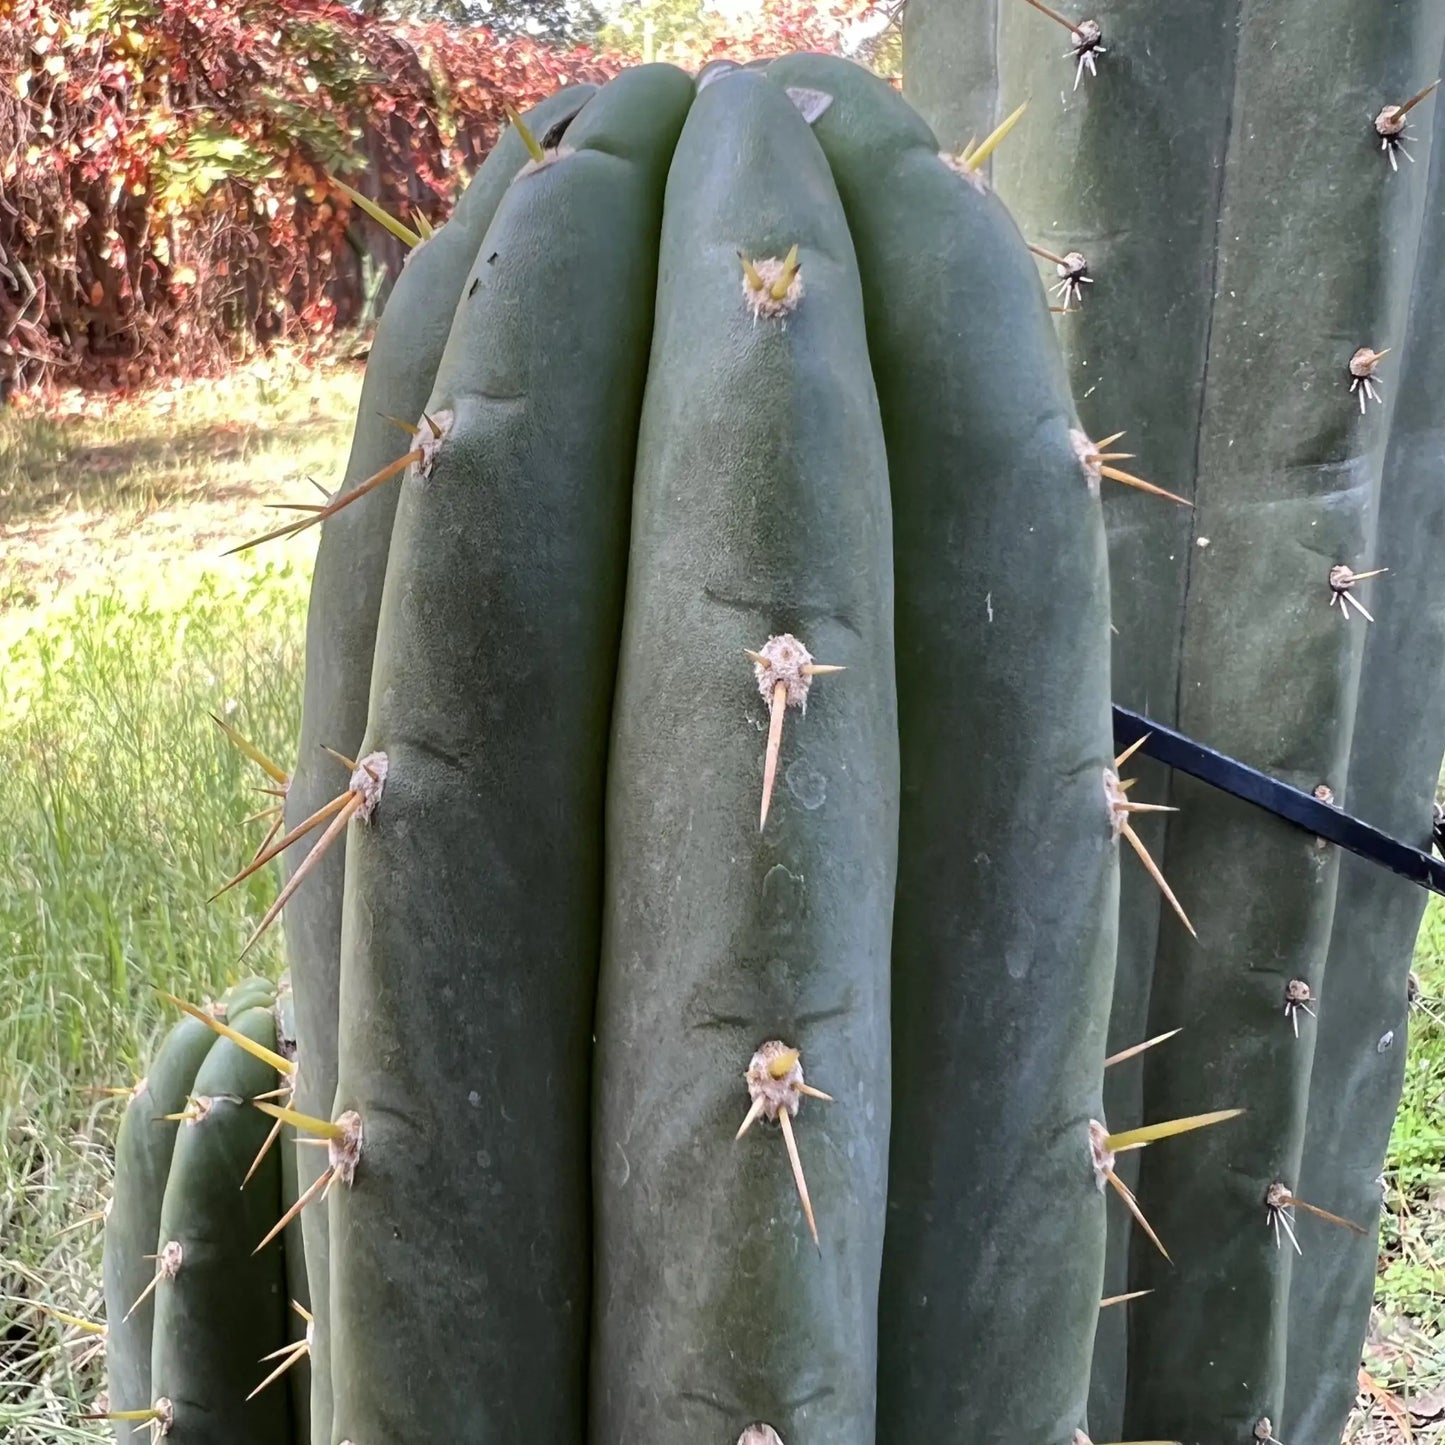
<box><xmin>92</xmin><ymin>38</ymin><xmax>1445</xmax><ymax>1445</ymax></box>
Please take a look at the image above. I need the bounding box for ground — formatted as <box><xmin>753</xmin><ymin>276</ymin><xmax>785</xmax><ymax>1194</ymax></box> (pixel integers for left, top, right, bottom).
<box><xmin>0</xmin><ymin>357</ymin><xmax>1441</xmax><ymax>1442</ymax></box>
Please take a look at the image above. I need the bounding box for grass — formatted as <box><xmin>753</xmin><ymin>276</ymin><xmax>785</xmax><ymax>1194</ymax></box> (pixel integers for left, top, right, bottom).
<box><xmin>1359</xmin><ymin>905</ymin><xmax>1445</xmax><ymax>1437</ymax></box>
<box><xmin>0</xmin><ymin>357</ymin><xmax>1443</xmax><ymax>1441</ymax></box>
<box><xmin>0</xmin><ymin>355</ymin><xmax>357</xmax><ymax>1442</ymax></box>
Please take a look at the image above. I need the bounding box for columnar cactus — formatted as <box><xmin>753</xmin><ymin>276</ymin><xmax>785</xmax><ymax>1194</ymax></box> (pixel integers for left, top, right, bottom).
<box><xmin>902</xmin><ymin>3</ymin><xmax>1445</xmax><ymax>1441</ymax></box>
<box><xmin>94</xmin><ymin>46</ymin><xmax>1420</xmax><ymax>1445</ymax></box>
<box><xmin>100</xmin><ymin>978</ymin><xmax>306</xmax><ymax>1444</ymax></box>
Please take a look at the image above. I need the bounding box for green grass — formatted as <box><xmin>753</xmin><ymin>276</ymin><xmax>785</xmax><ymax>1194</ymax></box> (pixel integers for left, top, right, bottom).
<box><xmin>1362</xmin><ymin>900</ymin><xmax>1445</xmax><ymax>1429</ymax></box>
<box><xmin>0</xmin><ymin>358</ymin><xmax>357</xmax><ymax>1442</ymax></box>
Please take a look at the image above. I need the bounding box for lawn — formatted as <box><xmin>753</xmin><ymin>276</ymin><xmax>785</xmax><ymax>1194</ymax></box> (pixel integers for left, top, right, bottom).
<box><xmin>0</xmin><ymin>354</ymin><xmax>356</xmax><ymax>1443</ymax></box>
<box><xmin>0</xmin><ymin>358</ymin><xmax>1442</xmax><ymax>1442</ymax></box>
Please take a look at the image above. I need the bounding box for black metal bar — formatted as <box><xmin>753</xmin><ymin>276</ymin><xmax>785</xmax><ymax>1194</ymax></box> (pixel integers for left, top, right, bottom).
<box><xmin>1112</xmin><ymin>705</ymin><xmax>1445</xmax><ymax>899</ymax></box>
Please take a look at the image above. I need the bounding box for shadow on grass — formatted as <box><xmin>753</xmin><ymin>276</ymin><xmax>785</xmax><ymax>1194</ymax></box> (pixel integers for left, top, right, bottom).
<box><xmin>0</xmin><ymin>416</ymin><xmax>338</xmax><ymax>527</ymax></box>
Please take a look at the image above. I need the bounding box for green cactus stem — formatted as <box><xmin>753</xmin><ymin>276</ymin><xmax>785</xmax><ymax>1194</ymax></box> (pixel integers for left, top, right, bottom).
<box><xmin>326</xmin><ymin>64</ymin><xmax>693</xmax><ymax>1445</ymax></box>
<box><xmin>1288</xmin><ymin>32</ymin><xmax>1445</xmax><ymax>1441</ymax></box>
<box><xmin>233</xmin><ymin>82</ymin><xmax>595</xmax><ymax>1445</ymax></box>
<box><xmin>767</xmin><ymin>51</ymin><xmax>1118</xmax><ymax>1443</ymax></box>
<box><xmin>148</xmin><ymin>1004</ymin><xmax>291</xmax><ymax>1444</ymax></box>
<box><xmin>591</xmin><ymin>65</ymin><xmax>896</xmax><ymax>1445</ymax></box>
<box><xmin>902</xmin><ymin>3</ymin><xmax>1445</xmax><ymax>1436</ymax></box>
<box><xmin>100</xmin><ymin>979</ymin><xmax>274</xmax><ymax>1442</ymax></box>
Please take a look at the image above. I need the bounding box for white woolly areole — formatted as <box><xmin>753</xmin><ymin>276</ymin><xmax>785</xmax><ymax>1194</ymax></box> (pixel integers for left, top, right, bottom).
<box><xmin>1284</xmin><ymin>978</ymin><xmax>1313</xmax><ymax>1006</ymax></box>
<box><xmin>1349</xmin><ymin>347</ymin><xmax>1384</xmax><ymax>379</ymax></box>
<box><xmin>350</xmin><ymin>752</ymin><xmax>388</xmax><ymax>822</ymax></box>
<box><xmin>157</xmin><ymin>1240</ymin><xmax>184</xmax><ymax>1278</ymax></box>
<box><xmin>1102</xmin><ymin>769</ymin><xmax>1129</xmax><ymax>839</ymax></box>
<box><xmin>1265</xmin><ymin>1180</ymin><xmax>1292</xmax><ymax>1212</ymax></box>
<box><xmin>1327</xmin><ymin>565</ymin><xmax>1364</xmax><ymax>600</ymax></box>
<box><xmin>752</xmin><ymin>634</ymin><xmax>816</xmax><ymax>712</ymax></box>
<box><xmin>152</xmin><ymin>1398</ymin><xmax>175</xmax><ymax>1435</ymax></box>
<box><xmin>329</xmin><ymin>1109</ymin><xmax>364</xmax><ymax>1187</ymax></box>
<box><xmin>739</xmin><ymin>1427</ymin><xmax>786</xmax><ymax>1445</ymax></box>
<box><xmin>185</xmin><ymin>1095</ymin><xmax>215</xmax><ymax>1127</ymax></box>
<box><xmin>417</xmin><ymin>410</ymin><xmax>453</xmax><ymax>478</ymax></box>
<box><xmin>745</xmin><ymin>1040</ymin><xmax>809</xmax><ymax>1123</ymax></box>
<box><xmin>938</xmin><ymin>150</ymin><xmax>990</xmax><ymax>193</ymax></box>
<box><xmin>1376</xmin><ymin>104</ymin><xmax>1408</xmax><ymax>138</ymax></box>
<box><xmin>1072</xmin><ymin>428</ymin><xmax>1104</xmax><ymax>496</ymax></box>
<box><xmin>1088</xmin><ymin>1118</ymin><xmax>1114</xmax><ymax>1192</ymax></box>
<box><xmin>742</xmin><ymin>256</ymin><xmax>804</xmax><ymax>319</ymax></box>
<box><xmin>1073</xmin><ymin>1432</ymin><xmax>1093</xmax><ymax>1445</ymax></box>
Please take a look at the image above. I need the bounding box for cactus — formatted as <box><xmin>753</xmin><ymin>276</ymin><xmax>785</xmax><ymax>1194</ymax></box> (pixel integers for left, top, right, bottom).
<box><xmin>1288</xmin><ymin>58</ymin><xmax>1445</xmax><ymax>1441</ymax></box>
<box><xmin>244</xmin><ymin>82</ymin><xmax>597</xmax><ymax>1445</ymax></box>
<box><xmin>99</xmin><ymin>981</ymin><xmax>304</xmax><ymax>1444</ymax></box>
<box><xmin>90</xmin><ymin>52</ymin><xmax>1355</xmax><ymax>1445</ymax></box>
<box><xmin>901</xmin><ymin>3</ymin><xmax>1445</xmax><ymax>1441</ymax></box>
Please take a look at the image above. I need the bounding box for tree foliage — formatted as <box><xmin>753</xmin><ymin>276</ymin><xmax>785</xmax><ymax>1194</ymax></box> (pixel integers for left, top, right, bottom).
<box><xmin>1</xmin><ymin>0</ymin><xmax>885</xmax><ymax>398</ymax></box>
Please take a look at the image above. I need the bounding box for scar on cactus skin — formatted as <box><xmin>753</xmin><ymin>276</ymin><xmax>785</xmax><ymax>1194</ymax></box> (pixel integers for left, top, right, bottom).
<box><xmin>744</xmin><ymin>637</ymin><xmax>844</xmax><ymax>829</ymax></box>
<box><xmin>1263</xmin><ymin>1180</ymin><xmax>1366</xmax><ymax>1256</ymax></box>
<box><xmin>1016</xmin><ymin>0</ymin><xmax>1104</xmax><ymax>88</ymax></box>
<box><xmin>84</xmin><ymin>1397</ymin><xmax>173</xmax><ymax>1441</ymax></box>
<box><xmin>1375</xmin><ymin>79</ymin><xmax>1441</xmax><ymax>171</ymax></box>
<box><xmin>1105</xmin><ymin>735</ymin><xmax>1196</xmax><ymax>939</ymax></box>
<box><xmin>1090</xmin><ymin>1110</ymin><xmax>1243</xmax><ymax>1261</ymax></box>
<box><xmin>1028</xmin><ymin>243</ymin><xmax>1092</xmax><ymax>310</ymax></box>
<box><xmin>250</xmin><ymin>1104</ymin><xmax>362</xmax><ymax>1253</ymax></box>
<box><xmin>225</xmin><ymin>411</ymin><xmax>451</xmax><ymax>554</ymax></box>
<box><xmin>1282</xmin><ymin>979</ymin><xmax>1316</xmax><ymax>1038</ymax></box>
<box><xmin>1103</xmin><ymin>1026</ymin><xmax>1181</xmax><ymax>1069</ymax></box>
<box><xmin>247</xmin><ymin>1300</ymin><xmax>313</xmax><ymax>1401</ymax></box>
<box><xmin>939</xmin><ymin>100</ymin><xmax>1028</xmax><ymax>191</ymax></box>
<box><xmin>125</xmin><ymin>1239</ymin><xmax>183</xmax><ymax>1320</ymax></box>
<box><xmin>1348</xmin><ymin>346</ymin><xmax>1390</xmax><ymax>411</ymax></box>
<box><xmin>736</xmin><ymin>1041</ymin><xmax>834</xmax><ymax>1249</ymax></box>
<box><xmin>739</xmin><ymin>245</ymin><xmax>804</xmax><ymax>319</ymax></box>
<box><xmin>1072</xmin><ymin>430</ymin><xmax>1191</xmax><ymax>507</ymax></box>
<box><xmin>1328</xmin><ymin>563</ymin><xmax>1388</xmax><ymax>624</ymax></box>
<box><xmin>210</xmin><ymin>750</ymin><xmax>388</xmax><ymax>957</ymax></box>
<box><xmin>210</xmin><ymin>713</ymin><xmax>291</xmax><ymax>863</ymax></box>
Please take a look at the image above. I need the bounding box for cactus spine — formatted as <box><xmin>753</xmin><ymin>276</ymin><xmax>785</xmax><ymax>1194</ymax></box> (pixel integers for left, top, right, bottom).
<box><xmin>902</xmin><ymin>3</ymin><xmax>1445</xmax><ymax>1440</ymax></box>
